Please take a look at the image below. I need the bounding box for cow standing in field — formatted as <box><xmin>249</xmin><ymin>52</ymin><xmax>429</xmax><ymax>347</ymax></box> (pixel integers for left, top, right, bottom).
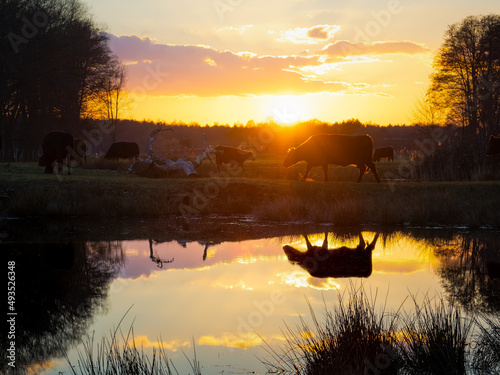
<box><xmin>72</xmin><ymin>138</ymin><xmax>87</xmax><ymax>165</ymax></box>
<box><xmin>373</xmin><ymin>146</ymin><xmax>394</xmax><ymax>162</ymax></box>
<box><xmin>105</xmin><ymin>142</ymin><xmax>140</xmax><ymax>160</ymax></box>
<box><xmin>38</xmin><ymin>131</ymin><xmax>74</xmax><ymax>174</ymax></box>
<box><xmin>283</xmin><ymin>233</ymin><xmax>379</xmax><ymax>278</ymax></box>
<box><xmin>486</xmin><ymin>135</ymin><xmax>500</xmax><ymax>155</ymax></box>
<box><xmin>214</xmin><ymin>145</ymin><xmax>255</xmax><ymax>172</ymax></box>
<box><xmin>283</xmin><ymin>134</ymin><xmax>380</xmax><ymax>183</ymax></box>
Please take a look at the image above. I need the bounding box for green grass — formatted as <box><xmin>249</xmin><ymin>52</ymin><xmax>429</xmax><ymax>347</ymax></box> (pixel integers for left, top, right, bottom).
<box><xmin>1</xmin><ymin>159</ymin><xmax>500</xmax><ymax>227</ymax></box>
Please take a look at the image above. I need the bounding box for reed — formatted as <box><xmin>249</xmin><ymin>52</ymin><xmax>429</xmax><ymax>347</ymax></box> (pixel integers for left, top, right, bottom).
<box><xmin>397</xmin><ymin>296</ymin><xmax>473</xmax><ymax>375</ymax></box>
<box><xmin>66</xmin><ymin>308</ymin><xmax>201</xmax><ymax>375</ymax></box>
<box><xmin>261</xmin><ymin>290</ymin><xmax>479</xmax><ymax>375</ymax></box>
<box><xmin>261</xmin><ymin>286</ymin><xmax>402</xmax><ymax>375</ymax></box>
<box><xmin>472</xmin><ymin>315</ymin><xmax>500</xmax><ymax>374</ymax></box>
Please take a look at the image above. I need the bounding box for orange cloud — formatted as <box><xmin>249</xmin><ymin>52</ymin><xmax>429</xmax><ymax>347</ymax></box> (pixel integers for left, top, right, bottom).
<box><xmin>108</xmin><ymin>34</ymin><xmax>429</xmax><ymax>99</ymax></box>
<box><xmin>321</xmin><ymin>40</ymin><xmax>431</xmax><ymax>57</ymax></box>
<box><xmin>109</xmin><ymin>34</ymin><xmax>344</xmax><ymax>97</ymax></box>
<box><xmin>198</xmin><ymin>333</ymin><xmax>263</xmax><ymax>349</ymax></box>
<box><xmin>130</xmin><ymin>336</ymin><xmax>191</xmax><ymax>352</ymax></box>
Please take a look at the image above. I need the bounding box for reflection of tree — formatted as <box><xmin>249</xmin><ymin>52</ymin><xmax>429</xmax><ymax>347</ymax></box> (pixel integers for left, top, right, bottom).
<box><xmin>0</xmin><ymin>241</ymin><xmax>124</xmax><ymax>374</ymax></box>
<box><xmin>434</xmin><ymin>233</ymin><xmax>500</xmax><ymax>313</ymax></box>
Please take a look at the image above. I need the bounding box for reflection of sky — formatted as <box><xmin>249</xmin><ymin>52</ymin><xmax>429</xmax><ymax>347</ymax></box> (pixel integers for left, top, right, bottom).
<box><xmin>57</xmin><ymin>232</ymin><xmax>443</xmax><ymax>375</ymax></box>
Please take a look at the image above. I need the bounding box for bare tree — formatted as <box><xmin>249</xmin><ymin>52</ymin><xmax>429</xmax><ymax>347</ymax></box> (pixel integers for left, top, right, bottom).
<box><xmin>89</xmin><ymin>62</ymin><xmax>132</xmax><ymax>142</ymax></box>
<box><xmin>428</xmin><ymin>15</ymin><xmax>500</xmax><ymax>139</ymax></box>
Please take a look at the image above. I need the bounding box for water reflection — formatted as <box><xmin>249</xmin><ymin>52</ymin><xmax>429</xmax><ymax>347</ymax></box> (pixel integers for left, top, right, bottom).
<box><xmin>0</xmin><ymin>241</ymin><xmax>124</xmax><ymax>374</ymax></box>
<box><xmin>1</xmin><ymin>224</ymin><xmax>500</xmax><ymax>374</ymax></box>
<box><xmin>283</xmin><ymin>232</ymin><xmax>379</xmax><ymax>278</ymax></box>
<box><xmin>431</xmin><ymin>232</ymin><xmax>500</xmax><ymax>312</ymax></box>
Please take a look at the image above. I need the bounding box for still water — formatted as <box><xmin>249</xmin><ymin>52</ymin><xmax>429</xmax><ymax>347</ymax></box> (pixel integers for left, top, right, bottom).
<box><xmin>1</xmin><ymin>220</ymin><xmax>499</xmax><ymax>374</ymax></box>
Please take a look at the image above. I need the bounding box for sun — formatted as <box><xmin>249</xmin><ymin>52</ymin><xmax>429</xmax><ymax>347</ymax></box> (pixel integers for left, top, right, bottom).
<box><xmin>269</xmin><ymin>95</ymin><xmax>305</xmax><ymax>125</ymax></box>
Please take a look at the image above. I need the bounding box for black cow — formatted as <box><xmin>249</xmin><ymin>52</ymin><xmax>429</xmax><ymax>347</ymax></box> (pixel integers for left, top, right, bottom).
<box><xmin>214</xmin><ymin>145</ymin><xmax>255</xmax><ymax>172</ymax></box>
<box><xmin>72</xmin><ymin>138</ymin><xmax>87</xmax><ymax>165</ymax></box>
<box><xmin>283</xmin><ymin>134</ymin><xmax>380</xmax><ymax>182</ymax></box>
<box><xmin>486</xmin><ymin>135</ymin><xmax>500</xmax><ymax>155</ymax></box>
<box><xmin>105</xmin><ymin>142</ymin><xmax>140</xmax><ymax>160</ymax></box>
<box><xmin>373</xmin><ymin>146</ymin><xmax>394</xmax><ymax>162</ymax></box>
<box><xmin>38</xmin><ymin>131</ymin><xmax>74</xmax><ymax>174</ymax></box>
<box><xmin>283</xmin><ymin>232</ymin><xmax>379</xmax><ymax>278</ymax></box>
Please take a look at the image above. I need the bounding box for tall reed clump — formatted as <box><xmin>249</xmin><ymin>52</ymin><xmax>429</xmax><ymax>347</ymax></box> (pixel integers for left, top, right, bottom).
<box><xmin>261</xmin><ymin>287</ymin><xmax>402</xmax><ymax>375</ymax></box>
<box><xmin>261</xmin><ymin>290</ymin><xmax>479</xmax><ymax>375</ymax></box>
<box><xmin>66</xmin><ymin>309</ymin><xmax>201</xmax><ymax>375</ymax></box>
<box><xmin>397</xmin><ymin>296</ymin><xmax>473</xmax><ymax>375</ymax></box>
<box><xmin>472</xmin><ymin>315</ymin><xmax>500</xmax><ymax>374</ymax></box>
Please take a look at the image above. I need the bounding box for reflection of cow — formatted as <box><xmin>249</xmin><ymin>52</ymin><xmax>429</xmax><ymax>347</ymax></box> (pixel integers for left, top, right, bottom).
<box><xmin>38</xmin><ymin>131</ymin><xmax>74</xmax><ymax>174</ymax></box>
<box><xmin>214</xmin><ymin>145</ymin><xmax>255</xmax><ymax>172</ymax></box>
<box><xmin>72</xmin><ymin>138</ymin><xmax>87</xmax><ymax>165</ymax></box>
<box><xmin>283</xmin><ymin>134</ymin><xmax>380</xmax><ymax>183</ymax></box>
<box><xmin>373</xmin><ymin>146</ymin><xmax>394</xmax><ymax>162</ymax></box>
<box><xmin>105</xmin><ymin>142</ymin><xmax>139</xmax><ymax>160</ymax></box>
<box><xmin>283</xmin><ymin>233</ymin><xmax>379</xmax><ymax>278</ymax></box>
<box><xmin>486</xmin><ymin>135</ymin><xmax>500</xmax><ymax>155</ymax></box>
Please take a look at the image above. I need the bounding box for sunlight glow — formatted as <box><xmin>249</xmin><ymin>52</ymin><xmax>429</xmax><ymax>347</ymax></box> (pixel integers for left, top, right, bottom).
<box><xmin>270</xmin><ymin>95</ymin><xmax>306</xmax><ymax>124</ymax></box>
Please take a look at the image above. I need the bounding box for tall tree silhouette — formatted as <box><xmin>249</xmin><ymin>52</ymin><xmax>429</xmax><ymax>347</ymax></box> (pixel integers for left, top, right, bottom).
<box><xmin>0</xmin><ymin>0</ymin><xmax>123</xmax><ymax>159</ymax></box>
<box><xmin>428</xmin><ymin>15</ymin><xmax>500</xmax><ymax>140</ymax></box>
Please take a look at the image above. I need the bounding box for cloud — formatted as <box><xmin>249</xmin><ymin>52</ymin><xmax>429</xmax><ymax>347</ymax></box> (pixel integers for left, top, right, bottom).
<box><xmin>108</xmin><ymin>34</ymin><xmax>348</xmax><ymax>97</ymax></box>
<box><xmin>129</xmin><ymin>336</ymin><xmax>191</xmax><ymax>352</ymax></box>
<box><xmin>198</xmin><ymin>333</ymin><xmax>262</xmax><ymax>349</ymax></box>
<box><xmin>321</xmin><ymin>40</ymin><xmax>431</xmax><ymax>57</ymax></box>
<box><xmin>108</xmin><ymin>34</ymin><xmax>428</xmax><ymax>99</ymax></box>
<box><xmin>216</xmin><ymin>25</ymin><xmax>254</xmax><ymax>35</ymax></box>
<box><xmin>278</xmin><ymin>25</ymin><xmax>341</xmax><ymax>44</ymax></box>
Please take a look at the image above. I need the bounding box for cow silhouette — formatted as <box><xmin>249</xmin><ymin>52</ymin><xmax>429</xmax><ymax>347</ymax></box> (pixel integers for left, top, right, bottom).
<box><xmin>283</xmin><ymin>134</ymin><xmax>380</xmax><ymax>183</ymax></box>
<box><xmin>373</xmin><ymin>146</ymin><xmax>394</xmax><ymax>162</ymax></box>
<box><xmin>283</xmin><ymin>232</ymin><xmax>379</xmax><ymax>278</ymax></box>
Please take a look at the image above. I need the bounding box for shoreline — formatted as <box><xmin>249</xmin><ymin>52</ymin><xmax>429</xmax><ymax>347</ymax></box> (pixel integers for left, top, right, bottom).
<box><xmin>1</xmin><ymin>163</ymin><xmax>500</xmax><ymax>229</ymax></box>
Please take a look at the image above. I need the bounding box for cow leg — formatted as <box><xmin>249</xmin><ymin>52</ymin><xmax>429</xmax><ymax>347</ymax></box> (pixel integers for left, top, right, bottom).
<box><xmin>366</xmin><ymin>161</ymin><xmax>380</xmax><ymax>183</ymax></box>
<box><xmin>356</xmin><ymin>165</ymin><xmax>365</xmax><ymax>183</ymax></box>
<box><xmin>322</xmin><ymin>165</ymin><xmax>328</xmax><ymax>182</ymax></box>
<box><xmin>67</xmin><ymin>155</ymin><xmax>71</xmax><ymax>175</ymax></box>
<box><xmin>302</xmin><ymin>164</ymin><xmax>312</xmax><ymax>180</ymax></box>
<box><xmin>322</xmin><ymin>232</ymin><xmax>328</xmax><ymax>250</ymax></box>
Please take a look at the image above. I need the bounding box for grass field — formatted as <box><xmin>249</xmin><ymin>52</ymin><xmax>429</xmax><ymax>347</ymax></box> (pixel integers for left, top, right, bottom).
<box><xmin>1</xmin><ymin>156</ymin><xmax>500</xmax><ymax>227</ymax></box>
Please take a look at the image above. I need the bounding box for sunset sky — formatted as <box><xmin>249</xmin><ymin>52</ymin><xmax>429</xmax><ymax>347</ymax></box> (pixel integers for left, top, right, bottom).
<box><xmin>85</xmin><ymin>0</ymin><xmax>498</xmax><ymax>125</ymax></box>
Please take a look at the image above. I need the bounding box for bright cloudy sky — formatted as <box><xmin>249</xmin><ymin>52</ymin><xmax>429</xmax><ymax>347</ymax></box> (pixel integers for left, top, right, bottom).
<box><xmin>85</xmin><ymin>0</ymin><xmax>498</xmax><ymax>125</ymax></box>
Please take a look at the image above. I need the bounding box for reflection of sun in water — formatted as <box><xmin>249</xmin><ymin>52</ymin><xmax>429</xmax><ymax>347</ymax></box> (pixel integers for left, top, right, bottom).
<box><xmin>271</xmin><ymin>95</ymin><xmax>305</xmax><ymax>125</ymax></box>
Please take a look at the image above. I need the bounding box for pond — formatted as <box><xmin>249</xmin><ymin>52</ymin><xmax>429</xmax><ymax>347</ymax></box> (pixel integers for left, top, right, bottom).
<box><xmin>1</xmin><ymin>218</ymin><xmax>499</xmax><ymax>374</ymax></box>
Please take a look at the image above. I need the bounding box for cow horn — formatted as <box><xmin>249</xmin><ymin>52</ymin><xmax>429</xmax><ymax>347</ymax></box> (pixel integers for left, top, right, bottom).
<box><xmin>358</xmin><ymin>233</ymin><xmax>365</xmax><ymax>248</ymax></box>
<box><xmin>303</xmin><ymin>234</ymin><xmax>312</xmax><ymax>250</ymax></box>
<box><xmin>366</xmin><ymin>233</ymin><xmax>379</xmax><ymax>251</ymax></box>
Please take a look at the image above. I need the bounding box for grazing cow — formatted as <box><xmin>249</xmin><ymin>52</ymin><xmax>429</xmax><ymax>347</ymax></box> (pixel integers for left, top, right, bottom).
<box><xmin>214</xmin><ymin>145</ymin><xmax>255</xmax><ymax>172</ymax></box>
<box><xmin>38</xmin><ymin>131</ymin><xmax>74</xmax><ymax>174</ymax></box>
<box><xmin>373</xmin><ymin>146</ymin><xmax>394</xmax><ymax>162</ymax></box>
<box><xmin>105</xmin><ymin>142</ymin><xmax>140</xmax><ymax>160</ymax></box>
<box><xmin>486</xmin><ymin>135</ymin><xmax>500</xmax><ymax>155</ymax></box>
<box><xmin>283</xmin><ymin>233</ymin><xmax>379</xmax><ymax>278</ymax></box>
<box><xmin>72</xmin><ymin>138</ymin><xmax>87</xmax><ymax>165</ymax></box>
<box><xmin>283</xmin><ymin>134</ymin><xmax>380</xmax><ymax>182</ymax></box>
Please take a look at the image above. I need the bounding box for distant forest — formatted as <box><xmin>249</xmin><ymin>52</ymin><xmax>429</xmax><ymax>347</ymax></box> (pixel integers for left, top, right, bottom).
<box><xmin>0</xmin><ymin>117</ymin><xmax>457</xmax><ymax>162</ymax></box>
